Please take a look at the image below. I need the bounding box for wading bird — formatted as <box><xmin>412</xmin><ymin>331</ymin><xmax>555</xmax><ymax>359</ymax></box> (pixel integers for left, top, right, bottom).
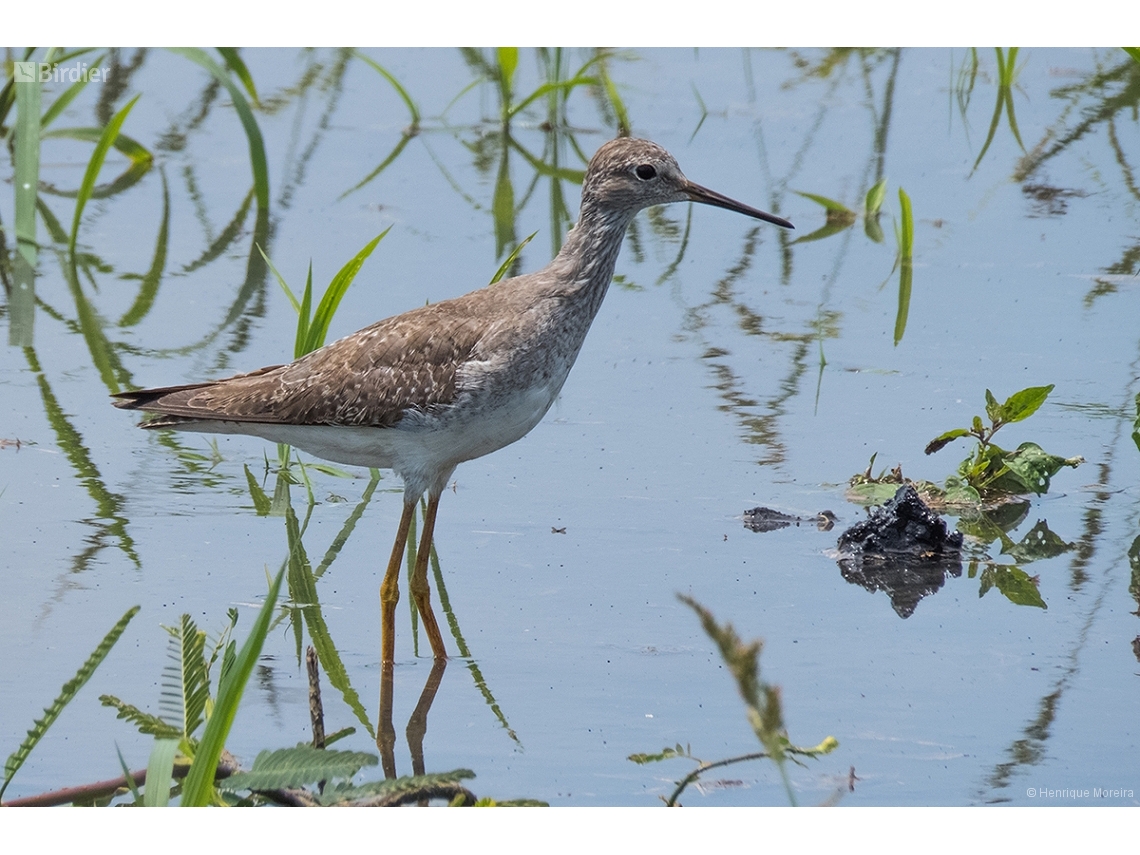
<box><xmin>114</xmin><ymin>137</ymin><xmax>793</xmax><ymax>662</ymax></box>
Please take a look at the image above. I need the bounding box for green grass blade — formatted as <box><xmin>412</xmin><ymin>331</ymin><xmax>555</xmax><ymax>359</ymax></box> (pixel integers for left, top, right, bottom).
<box><xmin>216</xmin><ymin>48</ymin><xmax>259</xmax><ymax>105</ymax></box>
<box><xmin>897</xmin><ymin>187</ymin><xmax>914</xmax><ymax>259</ymax></box>
<box><xmin>143</xmin><ymin>738</ymin><xmax>179</xmax><ymax>807</ymax></box>
<box><xmin>169</xmin><ymin>47</ymin><xmax>269</xmax><ymax>211</ymax></box>
<box><xmin>0</xmin><ymin>48</ymin><xmax>36</xmax><ymax>129</ymax></box>
<box><xmin>14</xmin><ymin>71</ymin><xmax>41</xmax><ymax>256</ymax></box>
<box><xmin>1</xmin><ymin>605</ymin><xmax>140</xmax><ymax>800</ymax></box>
<box><xmin>497</xmin><ymin>46</ymin><xmax>519</xmax><ymax>110</ymax></box>
<box><xmin>42</xmin><ymin>126</ymin><xmax>152</xmax><ymax>164</ymax></box>
<box><xmin>115</xmin><ymin>744</ymin><xmax>143</xmax><ymax>805</ymax></box>
<box><xmin>40</xmin><ymin>53</ymin><xmax>106</xmax><ymax>130</ymax></box>
<box><xmin>304</xmin><ymin>229</ymin><xmax>389</xmax><ymax>355</ymax></box>
<box><xmin>351</xmin><ymin>50</ymin><xmax>420</xmax><ymax>127</ymax></box>
<box><xmin>296</xmin><ymin>262</ymin><xmax>314</xmax><ymax>359</ymax></box>
<box><xmin>258</xmin><ymin>243</ymin><xmax>302</xmax><ymax>313</ymax></box>
<box><xmin>179</xmin><ymin>570</ymin><xmax>283</xmax><ymax>806</ymax></box>
<box><xmin>68</xmin><ymin>94</ymin><xmax>140</xmax><ymax>264</ymax></box>
<box><xmin>10</xmin><ymin>62</ymin><xmax>41</xmax><ymax>346</ymax></box>
<box><xmin>490</xmin><ymin>231</ymin><xmax>537</xmax><ymax>285</ymax></box>
<box><xmin>895</xmin><ymin>188</ymin><xmax>914</xmax><ymax>346</ymax></box>
<box><xmin>972</xmin><ymin>52</ymin><xmax>1007</xmax><ymax>173</ymax></box>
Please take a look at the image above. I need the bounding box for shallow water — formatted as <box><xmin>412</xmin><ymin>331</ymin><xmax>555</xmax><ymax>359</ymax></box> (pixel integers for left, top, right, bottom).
<box><xmin>2</xmin><ymin>47</ymin><xmax>1138</xmax><ymax>806</ymax></box>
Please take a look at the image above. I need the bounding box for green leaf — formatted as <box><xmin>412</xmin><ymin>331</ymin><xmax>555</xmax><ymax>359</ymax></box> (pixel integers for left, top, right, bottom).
<box><xmin>2</xmin><ymin>606</ymin><xmax>139</xmax><ymax>799</ymax></box>
<box><xmin>1001</xmin><ymin>385</ymin><xmax>1054</xmax><ymax>423</ymax></box>
<box><xmin>68</xmin><ymin>94</ymin><xmax>141</xmax><ymax>264</ymax></box>
<box><xmin>163</xmin><ymin>615</ymin><xmax>209</xmax><ymax>740</ymax></box>
<box><xmin>996</xmin><ymin>442</ymin><xmax>1083</xmax><ymax>495</ymax></box>
<box><xmin>864</xmin><ymin>178</ymin><xmax>888</xmax><ymax>216</ymax></box>
<box><xmin>99</xmin><ymin>694</ymin><xmax>181</xmax><ymax>739</ymax></box>
<box><xmin>144</xmin><ymin>739</ymin><xmax>179</xmax><ymax>807</ymax></box>
<box><xmin>984</xmin><ymin>389</ymin><xmax>1003</xmax><ymax>424</ymax></box>
<box><xmin>1124</xmin><ymin>48</ymin><xmax>1140</xmax><ymax>65</ymax></box>
<box><xmin>219</xmin><ymin>746</ymin><xmax>378</xmax><ymax>792</ymax></box>
<box><xmin>942</xmin><ymin>474</ymin><xmax>982</xmax><ymax>507</ymax></box>
<box><xmin>925</xmin><ymin>428</ymin><xmax>971</xmax><ymax>455</ymax></box>
<box><xmin>795</xmin><ymin>190</ymin><xmax>854</xmax><ymax>215</ymax></box>
<box><xmin>180</xmin><ymin>570</ymin><xmax>283</xmax><ymax>806</ymax></box>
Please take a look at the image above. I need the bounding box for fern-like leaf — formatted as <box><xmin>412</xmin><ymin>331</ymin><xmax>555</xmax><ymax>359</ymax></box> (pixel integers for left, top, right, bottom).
<box><xmin>1</xmin><ymin>606</ymin><xmax>139</xmax><ymax>799</ymax></box>
<box><xmin>160</xmin><ymin>614</ymin><xmax>209</xmax><ymax>739</ymax></box>
<box><xmin>219</xmin><ymin>745</ymin><xmax>378</xmax><ymax>792</ymax></box>
<box><xmin>99</xmin><ymin>694</ymin><xmax>181</xmax><ymax>739</ymax></box>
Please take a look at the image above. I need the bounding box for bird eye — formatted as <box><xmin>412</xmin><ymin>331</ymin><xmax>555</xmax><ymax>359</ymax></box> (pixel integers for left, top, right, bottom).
<box><xmin>635</xmin><ymin>164</ymin><xmax>657</xmax><ymax>180</ymax></box>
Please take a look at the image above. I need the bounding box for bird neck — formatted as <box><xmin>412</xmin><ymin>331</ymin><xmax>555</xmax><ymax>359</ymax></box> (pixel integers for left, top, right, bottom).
<box><xmin>545</xmin><ymin>199</ymin><xmax>637</xmax><ymax>313</ymax></box>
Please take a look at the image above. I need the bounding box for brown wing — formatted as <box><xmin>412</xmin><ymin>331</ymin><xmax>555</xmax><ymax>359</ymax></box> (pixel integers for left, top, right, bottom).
<box><xmin>114</xmin><ymin>299</ymin><xmax>489</xmax><ymax>428</ymax></box>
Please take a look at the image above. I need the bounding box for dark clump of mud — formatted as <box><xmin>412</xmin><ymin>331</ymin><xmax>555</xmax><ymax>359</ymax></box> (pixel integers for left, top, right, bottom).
<box><xmin>836</xmin><ymin>485</ymin><xmax>963</xmax><ymax>619</ymax></box>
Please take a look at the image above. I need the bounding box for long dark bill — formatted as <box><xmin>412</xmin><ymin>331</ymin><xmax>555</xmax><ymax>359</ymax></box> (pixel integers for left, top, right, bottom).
<box><xmin>684</xmin><ymin>181</ymin><xmax>794</xmax><ymax>230</ymax></box>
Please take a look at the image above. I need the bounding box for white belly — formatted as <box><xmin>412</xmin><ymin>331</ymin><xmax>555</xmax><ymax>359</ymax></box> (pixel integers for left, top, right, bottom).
<box><xmin>178</xmin><ymin>375</ymin><xmax>560</xmax><ymax>496</ymax></box>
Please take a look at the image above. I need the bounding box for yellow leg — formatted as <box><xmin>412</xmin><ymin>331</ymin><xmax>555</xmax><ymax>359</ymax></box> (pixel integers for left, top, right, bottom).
<box><xmin>381</xmin><ymin>501</ymin><xmax>416</xmax><ymax>664</ymax></box>
<box><xmin>377</xmin><ymin>662</ymin><xmax>396</xmax><ymax>779</ymax></box>
<box><xmin>410</xmin><ymin>492</ymin><xmax>447</xmax><ymax>659</ymax></box>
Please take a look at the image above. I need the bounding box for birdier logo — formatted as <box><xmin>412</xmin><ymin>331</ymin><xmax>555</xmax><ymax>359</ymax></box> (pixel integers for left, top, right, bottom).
<box><xmin>13</xmin><ymin>61</ymin><xmax>107</xmax><ymax>84</ymax></box>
